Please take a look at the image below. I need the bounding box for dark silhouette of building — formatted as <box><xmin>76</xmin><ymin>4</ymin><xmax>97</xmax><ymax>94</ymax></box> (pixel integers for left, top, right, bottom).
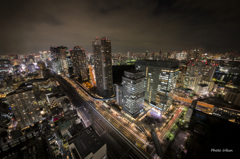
<box><xmin>70</xmin><ymin>46</ymin><xmax>88</xmax><ymax>81</ymax></box>
<box><xmin>92</xmin><ymin>37</ymin><xmax>113</xmax><ymax>98</ymax></box>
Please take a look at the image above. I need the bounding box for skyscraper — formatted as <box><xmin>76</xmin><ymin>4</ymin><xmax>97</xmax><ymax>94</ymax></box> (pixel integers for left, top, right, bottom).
<box><xmin>70</xmin><ymin>46</ymin><xmax>88</xmax><ymax>81</ymax></box>
<box><xmin>184</xmin><ymin>62</ymin><xmax>203</xmax><ymax>90</ymax></box>
<box><xmin>184</xmin><ymin>61</ymin><xmax>216</xmax><ymax>91</ymax></box>
<box><xmin>136</xmin><ymin>60</ymin><xmax>179</xmax><ymax>111</ymax></box>
<box><xmin>50</xmin><ymin>46</ymin><xmax>69</xmax><ymax>76</ymax></box>
<box><xmin>92</xmin><ymin>37</ymin><xmax>113</xmax><ymax>98</ymax></box>
<box><xmin>121</xmin><ymin>70</ymin><xmax>145</xmax><ymax>118</ymax></box>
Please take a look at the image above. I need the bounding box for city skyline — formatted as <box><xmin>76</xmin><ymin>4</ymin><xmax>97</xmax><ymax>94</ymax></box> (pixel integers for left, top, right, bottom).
<box><xmin>1</xmin><ymin>1</ymin><xmax>240</xmax><ymax>158</ymax></box>
<box><xmin>1</xmin><ymin>40</ymin><xmax>240</xmax><ymax>159</ymax></box>
<box><xmin>1</xmin><ymin>0</ymin><xmax>240</xmax><ymax>54</ymax></box>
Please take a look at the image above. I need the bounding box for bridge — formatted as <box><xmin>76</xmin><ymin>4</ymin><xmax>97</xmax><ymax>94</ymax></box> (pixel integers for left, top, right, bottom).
<box><xmin>57</xmin><ymin>75</ymin><xmax>115</xmax><ymax>101</ymax></box>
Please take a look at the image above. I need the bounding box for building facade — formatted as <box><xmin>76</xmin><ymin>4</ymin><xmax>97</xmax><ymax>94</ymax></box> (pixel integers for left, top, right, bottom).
<box><xmin>121</xmin><ymin>70</ymin><xmax>145</xmax><ymax>118</ymax></box>
<box><xmin>50</xmin><ymin>46</ymin><xmax>69</xmax><ymax>76</ymax></box>
<box><xmin>70</xmin><ymin>46</ymin><xmax>88</xmax><ymax>81</ymax></box>
<box><xmin>115</xmin><ymin>84</ymin><xmax>123</xmax><ymax>106</ymax></box>
<box><xmin>135</xmin><ymin>60</ymin><xmax>179</xmax><ymax>111</ymax></box>
<box><xmin>92</xmin><ymin>37</ymin><xmax>113</xmax><ymax>98</ymax></box>
<box><xmin>184</xmin><ymin>62</ymin><xmax>203</xmax><ymax>90</ymax></box>
<box><xmin>184</xmin><ymin>61</ymin><xmax>215</xmax><ymax>91</ymax></box>
<box><xmin>195</xmin><ymin>84</ymin><xmax>209</xmax><ymax>96</ymax></box>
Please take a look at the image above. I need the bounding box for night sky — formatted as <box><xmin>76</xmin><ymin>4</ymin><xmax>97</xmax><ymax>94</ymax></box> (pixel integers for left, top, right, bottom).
<box><xmin>1</xmin><ymin>0</ymin><xmax>240</xmax><ymax>54</ymax></box>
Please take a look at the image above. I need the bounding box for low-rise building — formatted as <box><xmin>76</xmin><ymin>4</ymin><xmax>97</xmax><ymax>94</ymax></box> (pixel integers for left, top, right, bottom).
<box><xmin>68</xmin><ymin>126</ymin><xmax>107</xmax><ymax>159</ymax></box>
<box><xmin>6</xmin><ymin>87</ymin><xmax>45</xmax><ymax>129</ymax></box>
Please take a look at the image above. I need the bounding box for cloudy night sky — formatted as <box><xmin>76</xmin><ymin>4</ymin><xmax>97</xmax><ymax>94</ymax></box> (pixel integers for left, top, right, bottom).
<box><xmin>1</xmin><ymin>0</ymin><xmax>240</xmax><ymax>54</ymax></box>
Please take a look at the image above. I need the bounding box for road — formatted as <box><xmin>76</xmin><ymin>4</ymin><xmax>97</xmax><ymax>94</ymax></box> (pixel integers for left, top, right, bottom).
<box><xmin>66</xmin><ymin>77</ymin><xmax>149</xmax><ymax>145</ymax></box>
<box><xmin>159</xmin><ymin>107</ymin><xmax>183</xmax><ymax>140</ymax></box>
<box><xmin>56</xmin><ymin>75</ymin><xmax>151</xmax><ymax>159</ymax></box>
<box><xmin>63</xmin><ymin>76</ymin><xmax>150</xmax><ymax>147</ymax></box>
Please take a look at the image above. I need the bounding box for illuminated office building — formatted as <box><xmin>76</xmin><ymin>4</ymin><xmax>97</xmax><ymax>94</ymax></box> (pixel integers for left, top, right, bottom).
<box><xmin>202</xmin><ymin>64</ymin><xmax>216</xmax><ymax>81</ymax></box>
<box><xmin>195</xmin><ymin>84</ymin><xmax>209</xmax><ymax>96</ymax></box>
<box><xmin>135</xmin><ymin>60</ymin><xmax>179</xmax><ymax>111</ymax></box>
<box><xmin>50</xmin><ymin>46</ymin><xmax>69</xmax><ymax>76</ymax></box>
<box><xmin>70</xmin><ymin>46</ymin><xmax>88</xmax><ymax>81</ymax></box>
<box><xmin>92</xmin><ymin>37</ymin><xmax>113</xmax><ymax>98</ymax></box>
<box><xmin>184</xmin><ymin>61</ymin><xmax>215</xmax><ymax>91</ymax></box>
<box><xmin>184</xmin><ymin>62</ymin><xmax>203</xmax><ymax>90</ymax></box>
<box><xmin>121</xmin><ymin>70</ymin><xmax>145</xmax><ymax>118</ymax></box>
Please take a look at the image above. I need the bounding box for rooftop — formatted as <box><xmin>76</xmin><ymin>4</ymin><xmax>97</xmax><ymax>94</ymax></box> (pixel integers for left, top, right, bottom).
<box><xmin>68</xmin><ymin>123</ymin><xmax>84</xmax><ymax>136</ymax></box>
<box><xmin>123</xmin><ymin>69</ymin><xmax>144</xmax><ymax>79</ymax></box>
<box><xmin>68</xmin><ymin>126</ymin><xmax>105</xmax><ymax>159</ymax></box>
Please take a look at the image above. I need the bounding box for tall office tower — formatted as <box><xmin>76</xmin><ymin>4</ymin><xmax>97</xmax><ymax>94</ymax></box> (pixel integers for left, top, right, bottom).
<box><xmin>201</xmin><ymin>64</ymin><xmax>216</xmax><ymax>91</ymax></box>
<box><xmin>66</xmin><ymin>55</ymin><xmax>73</xmax><ymax>77</ymax></box>
<box><xmin>59</xmin><ymin>46</ymin><xmax>69</xmax><ymax>76</ymax></box>
<box><xmin>70</xmin><ymin>46</ymin><xmax>88</xmax><ymax>81</ymax></box>
<box><xmin>6</xmin><ymin>88</ymin><xmax>44</xmax><ymax>129</ymax></box>
<box><xmin>184</xmin><ymin>61</ymin><xmax>216</xmax><ymax>91</ymax></box>
<box><xmin>184</xmin><ymin>62</ymin><xmax>203</xmax><ymax>90</ymax></box>
<box><xmin>135</xmin><ymin>60</ymin><xmax>179</xmax><ymax>112</ymax></box>
<box><xmin>50</xmin><ymin>46</ymin><xmax>60</xmax><ymax>74</ymax></box>
<box><xmin>121</xmin><ymin>70</ymin><xmax>145</xmax><ymax>118</ymax></box>
<box><xmin>92</xmin><ymin>37</ymin><xmax>113</xmax><ymax>98</ymax></box>
<box><xmin>177</xmin><ymin>63</ymin><xmax>187</xmax><ymax>86</ymax></box>
<box><xmin>50</xmin><ymin>46</ymin><xmax>69</xmax><ymax>76</ymax></box>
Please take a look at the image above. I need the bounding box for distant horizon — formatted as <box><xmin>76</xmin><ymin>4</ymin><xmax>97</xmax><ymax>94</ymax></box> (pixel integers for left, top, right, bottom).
<box><xmin>1</xmin><ymin>44</ymin><xmax>240</xmax><ymax>55</ymax></box>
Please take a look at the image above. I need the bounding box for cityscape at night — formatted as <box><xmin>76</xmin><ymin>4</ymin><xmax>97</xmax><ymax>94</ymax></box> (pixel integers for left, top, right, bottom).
<box><xmin>1</xmin><ymin>0</ymin><xmax>240</xmax><ymax>159</ymax></box>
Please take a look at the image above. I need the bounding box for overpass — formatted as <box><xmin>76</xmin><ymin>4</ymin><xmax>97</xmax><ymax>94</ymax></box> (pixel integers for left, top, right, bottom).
<box><xmin>57</xmin><ymin>75</ymin><xmax>115</xmax><ymax>101</ymax></box>
<box><xmin>55</xmin><ymin>75</ymin><xmax>151</xmax><ymax>159</ymax></box>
